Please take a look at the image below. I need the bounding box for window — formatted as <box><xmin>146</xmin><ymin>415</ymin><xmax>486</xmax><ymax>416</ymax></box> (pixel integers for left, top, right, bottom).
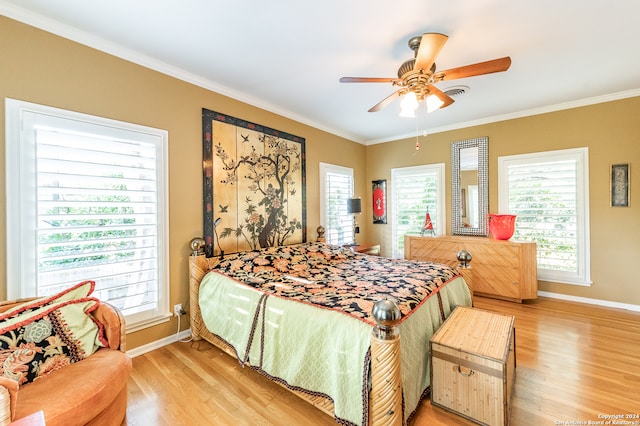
<box><xmin>319</xmin><ymin>163</ymin><xmax>354</xmax><ymax>245</ymax></box>
<box><xmin>5</xmin><ymin>99</ymin><xmax>170</xmax><ymax>331</ymax></box>
<box><xmin>391</xmin><ymin>164</ymin><xmax>445</xmax><ymax>258</ymax></box>
<box><xmin>498</xmin><ymin>148</ymin><xmax>590</xmax><ymax>285</ymax></box>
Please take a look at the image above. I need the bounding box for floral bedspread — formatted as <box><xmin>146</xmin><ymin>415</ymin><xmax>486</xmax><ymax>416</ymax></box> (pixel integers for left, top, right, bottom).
<box><xmin>213</xmin><ymin>242</ymin><xmax>460</xmax><ymax>325</ymax></box>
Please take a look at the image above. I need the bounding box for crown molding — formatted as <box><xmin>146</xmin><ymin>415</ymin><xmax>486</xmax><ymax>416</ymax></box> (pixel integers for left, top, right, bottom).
<box><xmin>366</xmin><ymin>88</ymin><xmax>640</xmax><ymax>145</ymax></box>
<box><xmin>3</xmin><ymin>2</ymin><xmax>638</xmax><ymax>147</ymax></box>
<box><xmin>0</xmin><ymin>2</ymin><xmax>359</xmax><ymax>143</ymax></box>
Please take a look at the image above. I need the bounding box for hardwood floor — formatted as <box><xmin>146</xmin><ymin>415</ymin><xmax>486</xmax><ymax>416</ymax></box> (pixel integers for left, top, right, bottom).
<box><xmin>126</xmin><ymin>296</ymin><xmax>640</xmax><ymax>425</ymax></box>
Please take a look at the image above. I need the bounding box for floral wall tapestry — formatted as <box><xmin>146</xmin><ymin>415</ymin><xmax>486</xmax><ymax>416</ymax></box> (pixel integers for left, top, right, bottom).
<box><xmin>202</xmin><ymin>109</ymin><xmax>306</xmax><ymax>257</ymax></box>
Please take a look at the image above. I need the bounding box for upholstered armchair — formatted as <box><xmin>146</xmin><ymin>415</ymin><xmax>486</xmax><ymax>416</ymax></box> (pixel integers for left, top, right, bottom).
<box><xmin>0</xmin><ymin>285</ymin><xmax>132</xmax><ymax>426</ymax></box>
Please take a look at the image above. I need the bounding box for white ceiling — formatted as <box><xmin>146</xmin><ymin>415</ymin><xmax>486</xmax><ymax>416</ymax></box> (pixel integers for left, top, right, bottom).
<box><xmin>2</xmin><ymin>0</ymin><xmax>640</xmax><ymax>145</ymax></box>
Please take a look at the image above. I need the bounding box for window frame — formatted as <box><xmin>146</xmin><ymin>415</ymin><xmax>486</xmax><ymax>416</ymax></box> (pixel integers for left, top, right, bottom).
<box><xmin>498</xmin><ymin>147</ymin><xmax>591</xmax><ymax>286</ymax></box>
<box><xmin>390</xmin><ymin>163</ymin><xmax>446</xmax><ymax>258</ymax></box>
<box><xmin>5</xmin><ymin>98</ymin><xmax>171</xmax><ymax>332</ymax></box>
<box><xmin>318</xmin><ymin>162</ymin><xmax>355</xmax><ymax>246</ymax></box>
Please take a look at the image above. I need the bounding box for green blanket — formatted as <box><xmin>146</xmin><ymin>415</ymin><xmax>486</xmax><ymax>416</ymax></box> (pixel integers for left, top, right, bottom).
<box><xmin>199</xmin><ymin>272</ymin><xmax>471</xmax><ymax>425</ymax></box>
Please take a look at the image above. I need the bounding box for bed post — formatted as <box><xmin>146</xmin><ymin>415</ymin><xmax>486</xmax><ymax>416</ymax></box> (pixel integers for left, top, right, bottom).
<box><xmin>188</xmin><ymin>254</ymin><xmax>207</xmax><ymax>341</ymax></box>
<box><xmin>370</xmin><ymin>298</ymin><xmax>403</xmax><ymax>426</ymax></box>
<box><xmin>456</xmin><ymin>249</ymin><xmax>473</xmax><ymax>297</ymax></box>
<box><xmin>188</xmin><ymin>237</ymin><xmax>218</xmax><ymax>341</ymax></box>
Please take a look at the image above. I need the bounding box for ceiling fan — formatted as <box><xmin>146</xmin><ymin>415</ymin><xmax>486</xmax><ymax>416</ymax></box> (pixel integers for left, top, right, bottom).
<box><xmin>340</xmin><ymin>33</ymin><xmax>512</xmax><ymax>115</ymax></box>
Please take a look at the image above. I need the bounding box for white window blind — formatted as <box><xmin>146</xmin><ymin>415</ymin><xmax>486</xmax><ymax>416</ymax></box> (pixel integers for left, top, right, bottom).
<box><xmin>319</xmin><ymin>163</ymin><xmax>354</xmax><ymax>245</ymax></box>
<box><xmin>391</xmin><ymin>164</ymin><xmax>445</xmax><ymax>258</ymax></box>
<box><xmin>6</xmin><ymin>99</ymin><xmax>170</xmax><ymax>331</ymax></box>
<box><xmin>498</xmin><ymin>148</ymin><xmax>590</xmax><ymax>285</ymax></box>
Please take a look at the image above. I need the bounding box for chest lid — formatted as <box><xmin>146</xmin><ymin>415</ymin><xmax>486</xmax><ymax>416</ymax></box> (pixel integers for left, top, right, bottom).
<box><xmin>431</xmin><ymin>306</ymin><xmax>515</xmax><ymax>361</ymax></box>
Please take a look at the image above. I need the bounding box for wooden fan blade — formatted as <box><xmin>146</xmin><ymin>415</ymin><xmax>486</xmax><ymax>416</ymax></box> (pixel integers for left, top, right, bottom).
<box><xmin>427</xmin><ymin>84</ymin><xmax>455</xmax><ymax>109</ymax></box>
<box><xmin>368</xmin><ymin>90</ymin><xmax>402</xmax><ymax>112</ymax></box>
<box><xmin>340</xmin><ymin>77</ymin><xmax>398</xmax><ymax>83</ymax></box>
<box><xmin>433</xmin><ymin>56</ymin><xmax>512</xmax><ymax>82</ymax></box>
<box><xmin>414</xmin><ymin>33</ymin><xmax>448</xmax><ymax>73</ymax></box>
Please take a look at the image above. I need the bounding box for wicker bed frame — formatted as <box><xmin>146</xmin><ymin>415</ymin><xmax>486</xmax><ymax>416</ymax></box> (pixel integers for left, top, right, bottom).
<box><xmin>187</xmin><ymin>239</ymin><xmax>472</xmax><ymax>425</ymax></box>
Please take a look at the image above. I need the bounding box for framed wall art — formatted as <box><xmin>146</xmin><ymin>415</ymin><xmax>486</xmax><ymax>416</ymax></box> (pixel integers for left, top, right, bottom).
<box><xmin>372</xmin><ymin>179</ymin><xmax>387</xmax><ymax>224</ymax></box>
<box><xmin>611</xmin><ymin>163</ymin><xmax>630</xmax><ymax>207</ymax></box>
<box><xmin>202</xmin><ymin>108</ymin><xmax>306</xmax><ymax>257</ymax></box>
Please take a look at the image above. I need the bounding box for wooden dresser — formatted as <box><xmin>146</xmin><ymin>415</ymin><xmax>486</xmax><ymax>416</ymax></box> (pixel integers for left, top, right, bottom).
<box><xmin>404</xmin><ymin>235</ymin><xmax>538</xmax><ymax>302</ymax></box>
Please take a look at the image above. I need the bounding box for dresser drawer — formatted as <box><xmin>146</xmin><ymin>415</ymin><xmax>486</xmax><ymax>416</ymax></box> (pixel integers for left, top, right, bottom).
<box><xmin>473</xmin><ymin>265</ymin><xmax>521</xmax><ymax>299</ymax></box>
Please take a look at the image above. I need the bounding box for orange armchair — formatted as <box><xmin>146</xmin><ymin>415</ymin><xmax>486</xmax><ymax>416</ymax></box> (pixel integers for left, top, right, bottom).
<box><xmin>0</xmin><ymin>299</ymin><xmax>132</xmax><ymax>425</ymax></box>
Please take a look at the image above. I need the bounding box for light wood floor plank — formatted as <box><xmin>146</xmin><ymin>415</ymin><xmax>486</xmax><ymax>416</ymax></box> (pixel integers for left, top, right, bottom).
<box><xmin>127</xmin><ymin>296</ymin><xmax>640</xmax><ymax>425</ymax></box>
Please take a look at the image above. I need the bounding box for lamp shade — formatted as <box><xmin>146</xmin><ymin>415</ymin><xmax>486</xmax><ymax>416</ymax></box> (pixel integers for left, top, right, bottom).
<box><xmin>347</xmin><ymin>198</ymin><xmax>362</xmax><ymax>214</ymax></box>
<box><xmin>399</xmin><ymin>91</ymin><xmax>419</xmax><ymax>117</ymax></box>
<box><xmin>426</xmin><ymin>94</ymin><xmax>445</xmax><ymax>112</ymax></box>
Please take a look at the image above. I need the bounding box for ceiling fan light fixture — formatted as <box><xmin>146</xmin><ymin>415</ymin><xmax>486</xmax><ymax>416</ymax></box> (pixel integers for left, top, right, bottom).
<box><xmin>399</xmin><ymin>91</ymin><xmax>419</xmax><ymax>117</ymax></box>
<box><xmin>340</xmin><ymin>33</ymin><xmax>511</xmax><ymax>116</ymax></box>
<box><xmin>426</xmin><ymin>94</ymin><xmax>445</xmax><ymax>112</ymax></box>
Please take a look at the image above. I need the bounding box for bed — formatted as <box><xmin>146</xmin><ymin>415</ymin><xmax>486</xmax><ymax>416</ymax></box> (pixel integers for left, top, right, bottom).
<box><xmin>188</xmin><ymin>240</ymin><xmax>472</xmax><ymax>426</ymax></box>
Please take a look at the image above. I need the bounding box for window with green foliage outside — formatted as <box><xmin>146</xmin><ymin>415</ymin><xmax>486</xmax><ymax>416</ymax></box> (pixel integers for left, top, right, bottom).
<box><xmin>6</xmin><ymin>99</ymin><xmax>169</xmax><ymax>331</ymax></box>
<box><xmin>391</xmin><ymin>164</ymin><xmax>445</xmax><ymax>258</ymax></box>
<box><xmin>498</xmin><ymin>148</ymin><xmax>591</xmax><ymax>286</ymax></box>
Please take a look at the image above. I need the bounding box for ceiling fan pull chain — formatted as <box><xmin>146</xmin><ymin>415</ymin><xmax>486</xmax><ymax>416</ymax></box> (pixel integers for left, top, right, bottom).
<box><xmin>415</xmin><ymin>113</ymin><xmax>420</xmax><ymax>150</ymax></box>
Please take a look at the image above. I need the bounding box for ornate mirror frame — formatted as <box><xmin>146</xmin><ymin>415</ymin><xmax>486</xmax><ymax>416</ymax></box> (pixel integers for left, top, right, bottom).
<box><xmin>451</xmin><ymin>136</ymin><xmax>489</xmax><ymax>236</ymax></box>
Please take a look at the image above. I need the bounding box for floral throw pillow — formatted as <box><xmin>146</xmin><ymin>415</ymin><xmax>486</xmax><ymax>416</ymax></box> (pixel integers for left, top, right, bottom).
<box><xmin>0</xmin><ymin>298</ymin><xmax>105</xmax><ymax>386</ymax></box>
<box><xmin>0</xmin><ymin>280</ymin><xmax>96</xmax><ymax>321</ymax></box>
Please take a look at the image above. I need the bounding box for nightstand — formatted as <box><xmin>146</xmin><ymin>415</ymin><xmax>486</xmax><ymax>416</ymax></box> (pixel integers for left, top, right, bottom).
<box><xmin>351</xmin><ymin>242</ymin><xmax>380</xmax><ymax>256</ymax></box>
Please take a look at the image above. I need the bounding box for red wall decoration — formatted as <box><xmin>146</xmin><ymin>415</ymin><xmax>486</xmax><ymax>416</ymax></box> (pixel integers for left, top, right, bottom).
<box><xmin>372</xmin><ymin>179</ymin><xmax>387</xmax><ymax>224</ymax></box>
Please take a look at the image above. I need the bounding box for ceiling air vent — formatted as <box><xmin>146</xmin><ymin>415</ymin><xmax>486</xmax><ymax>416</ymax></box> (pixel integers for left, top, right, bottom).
<box><xmin>444</xmin><ymin>85</ymin><xmax>469</xmax><ymax>97</ymax></box>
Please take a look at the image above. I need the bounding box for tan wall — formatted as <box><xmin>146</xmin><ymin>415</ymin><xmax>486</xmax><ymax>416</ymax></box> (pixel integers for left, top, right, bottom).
<box><xmin>0</xmin><ymin>17</ymin><xmax>366</xmax><ymax>349</ymax></box>
<box><xmin>366</xmin><ymin>98</ymin><xmax>640</xmax><ymax>305</ymax></box>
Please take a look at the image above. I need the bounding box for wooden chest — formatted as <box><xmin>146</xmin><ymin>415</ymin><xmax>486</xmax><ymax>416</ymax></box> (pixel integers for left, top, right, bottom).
<box><xmin>430</xmin><ymin>306</ymin><xmax>516</xmax><ymax>425</ymax></box>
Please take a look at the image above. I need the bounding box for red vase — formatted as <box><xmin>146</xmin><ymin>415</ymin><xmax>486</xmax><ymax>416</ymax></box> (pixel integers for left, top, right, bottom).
<box><xmin>488</xmin><ymin>214</ymin><xmax>516</xmax><ymax>240</ymax></box>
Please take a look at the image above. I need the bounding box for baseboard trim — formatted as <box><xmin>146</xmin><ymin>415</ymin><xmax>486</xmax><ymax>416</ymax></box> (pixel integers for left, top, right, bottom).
<box><xmin>127</xmin><ymin>329</ymin><xmax>192</xmax><ymax>358</ymax></box>
<box><xmin>538</xmin><ymin>291</ymin><xmax>640</xmax><ymax>313</ymax></box>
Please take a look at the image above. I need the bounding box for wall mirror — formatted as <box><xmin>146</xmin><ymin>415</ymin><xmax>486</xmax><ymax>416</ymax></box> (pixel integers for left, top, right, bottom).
<box><xmin>451</xmin><ymin>136</ymin><xmax>489</xmax><ymax>236</ymax></box>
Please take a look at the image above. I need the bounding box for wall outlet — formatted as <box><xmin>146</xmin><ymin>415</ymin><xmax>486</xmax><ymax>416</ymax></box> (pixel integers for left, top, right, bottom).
<box><xmin>174</xmin><ymin>303</ymin><xmax>185</xmax><ymax>316</ymax></box>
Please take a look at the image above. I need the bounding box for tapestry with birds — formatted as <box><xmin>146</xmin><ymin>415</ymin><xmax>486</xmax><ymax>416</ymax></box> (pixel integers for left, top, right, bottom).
<box><xmin>202</xmin><ymin>109</ymin><xmax>306</xmax><ymax>257</ymax></box>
